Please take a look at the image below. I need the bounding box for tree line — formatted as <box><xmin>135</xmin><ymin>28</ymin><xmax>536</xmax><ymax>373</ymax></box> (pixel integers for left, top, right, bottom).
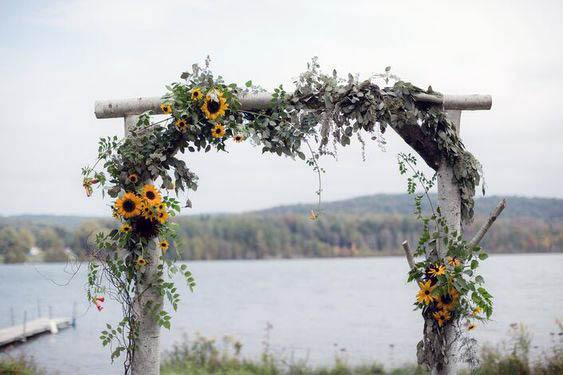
<box><xmin>0</xmin><ymin>207</ymin><xmax>561</xmax><ymax>263</ymax></box>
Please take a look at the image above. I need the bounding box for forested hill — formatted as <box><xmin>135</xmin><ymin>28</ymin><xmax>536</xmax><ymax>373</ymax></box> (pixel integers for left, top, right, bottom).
<box><xmin>0</xmin><ymin>194</ymin><xmax>562</xmax><ymax>263</ymax></box>
<box><xmin>259</xmin><ymin>194</ymin><xmax>563</xmax><ymax>220</ymax></box>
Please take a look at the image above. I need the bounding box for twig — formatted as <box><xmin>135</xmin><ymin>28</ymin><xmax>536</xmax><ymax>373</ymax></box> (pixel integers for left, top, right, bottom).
<box><xmin>402</xmin><ymin>240</ymin><xmax>416</xmax><ymax>270</ymax></box>
<box><xmin>468</xmin><ymin>199</ymin><xmax>506</xmax><ymax>248</ymax></box>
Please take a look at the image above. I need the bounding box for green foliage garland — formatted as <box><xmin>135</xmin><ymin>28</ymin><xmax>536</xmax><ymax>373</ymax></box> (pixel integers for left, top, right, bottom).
<box><xmin>82</xmin><ymin>58</ymin><xmax>487</xmax><ymax>371</ymax></box>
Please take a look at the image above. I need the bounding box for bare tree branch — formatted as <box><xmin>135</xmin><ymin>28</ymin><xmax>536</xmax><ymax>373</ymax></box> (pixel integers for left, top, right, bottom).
<box><xmin>468</xmin><ymin>199</ymin><xmax>507</xmax><ymax>248</ymax></box>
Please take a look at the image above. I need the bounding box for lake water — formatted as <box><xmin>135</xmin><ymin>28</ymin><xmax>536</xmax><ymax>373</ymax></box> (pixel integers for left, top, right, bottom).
<box><xmin>0</xmin><ymin>254</ymin><xmax>562</xmax><ymax>374</ymax></box>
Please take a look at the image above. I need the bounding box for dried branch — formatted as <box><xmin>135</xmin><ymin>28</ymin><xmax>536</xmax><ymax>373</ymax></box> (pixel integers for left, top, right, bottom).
<box><xmin>402</xmin><ymin>240</ymin><xmax>416</xmax><ymax>270</ymax></box>
<box><xmin>468</xmin><ymin>199</ymin><xmax>506</xmax><ymax>248</ymax></box>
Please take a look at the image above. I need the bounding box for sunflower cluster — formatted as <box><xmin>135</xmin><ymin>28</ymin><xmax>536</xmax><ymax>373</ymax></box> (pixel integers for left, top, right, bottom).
<box><xmin>160</xmin><ymin>86</ymin><xmax>235</xmax><ymax>141</ymax></box>
<box><xmin>114</xmin><ymin>183</ymin><xmax>170</xmax><ymax>241</ymax></box>
<box><xmin>415</xmin><ymin>260</ymin><xmax>483</xmax><ymax>331</ymax></box>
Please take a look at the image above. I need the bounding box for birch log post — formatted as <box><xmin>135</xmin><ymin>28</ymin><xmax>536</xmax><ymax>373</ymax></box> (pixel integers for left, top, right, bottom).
<box><xmin>124</xmin><ymin>115</ymin><xmax>164</xmax><ymax>375</ymax></box>
<box><xmin>417</xmin><ymin>110</ymin><xmax>462</xmax><ymax>375</ymax></box>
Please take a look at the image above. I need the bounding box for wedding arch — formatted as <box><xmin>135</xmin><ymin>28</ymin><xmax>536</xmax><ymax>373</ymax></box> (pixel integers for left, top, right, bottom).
<box><xmin>84</xmin><ymin>58</ymin><xmax>504</xmax><ymax>375</ymax></box>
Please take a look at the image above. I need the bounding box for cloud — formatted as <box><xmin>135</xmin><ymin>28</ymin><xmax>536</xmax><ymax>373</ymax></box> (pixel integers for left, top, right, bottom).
<box><xmin>1</xmin><ymin>0</ymin><xmax>562</xmax><ymax>215</ymax></box>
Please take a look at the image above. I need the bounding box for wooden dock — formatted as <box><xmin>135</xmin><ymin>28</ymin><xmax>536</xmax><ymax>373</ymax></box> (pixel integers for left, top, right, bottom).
<box><xmin>0</xmin><ymin>318</ymin><xmax>72</xmax><ymax>348</ymax></box>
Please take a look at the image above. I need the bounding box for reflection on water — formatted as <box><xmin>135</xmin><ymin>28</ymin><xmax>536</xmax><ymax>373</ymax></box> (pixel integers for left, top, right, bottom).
<box><xmin>1</xmin><ymin>254</ymin><xmax>562</xmax><ymax>374</ymax></box>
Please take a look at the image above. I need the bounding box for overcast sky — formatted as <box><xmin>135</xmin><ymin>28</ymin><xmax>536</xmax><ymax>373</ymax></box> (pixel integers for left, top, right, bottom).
<box><xmin>0</xmin><ymin>0</ymin><xmax>562</xmax><ymax>216</ymax></box>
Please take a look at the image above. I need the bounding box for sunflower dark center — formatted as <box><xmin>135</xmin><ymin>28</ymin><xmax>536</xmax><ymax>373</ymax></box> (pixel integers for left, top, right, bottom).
<box><xmin>424</xmin><ymin>290</ymin><xmax>430</xmax><ymax>295</ymax></box>
<box><xmin>146</xmin><ymin>191</ymin><xmax>155</xmax><ymax>200</ymax></box>
<box><xmin>441</xmin><ymin>294</ymin><xmax>453</xmax><ymax>304</ymax></box>
<box><xmin>207</xmin><ymin>100</ymin><xmax>220</xmax><ymax>113</ymax></box>
<box><xmin>123</xmin><ymin>200</ymin><xmax>136</xmax><ymax>212</ymax></box>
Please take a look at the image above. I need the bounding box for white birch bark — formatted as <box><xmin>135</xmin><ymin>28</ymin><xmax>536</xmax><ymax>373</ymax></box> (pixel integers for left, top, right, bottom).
<box><xmin>124</xmin><ymin>115</ymin><xmax>164</xmax><ymax>375</ymax></box>
<box><xmin>433</xmin><ymin>110</ymin><xmax>462</xmax><ymax>375</ymax></box>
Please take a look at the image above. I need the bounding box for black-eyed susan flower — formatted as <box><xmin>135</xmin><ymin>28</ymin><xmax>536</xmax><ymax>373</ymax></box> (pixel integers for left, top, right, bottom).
<box><xmin>136</xmin><ymin>257</ymin><xmax>148</xmax><ymax>267</ymax></box>
<box><xmin>428</xmin><ymin>263</ymin><xmax>446</xmax><ymax>277</ymax></box>
<box><xmin>128</xmin><ymin>174</ymin><xmax>139</xmax><ymax>184</ymax></box>
<box><xmin>141</xmin><ymin>184</ymin><xmax>161</xmax><ymax>205</ymax></box>
<box><xmin>211</xmin><ymin>123</ymin><xmax>226</xmax><ymax>138</ymax></box>
<box><xmin>233</xmin><ymin>134</ymin><xmax>245</xmax><ymax>143</ymax></box>
<box><xmin>141</xmin><ymin>203</ymin><xmax>153</xmax><ymax>220</ymax></box>
<box><xmin>175</xmin><ymin>118</ymin><xmax>188</xmax><ymax>133</ymax></box>
<box><xmin>201</xmin><ymin>90</ymin><xmax>228</xmax><ymax>120</ymax></box>
<box><xmin>115</xmin><ymin>193</ymin><xmax>142</xmax><ymax>219</ymax></box>
<box><xmin>416</xmin><ymin>280</ymin><xmax>436</xmax><ymax>305</ymax></box>
<box><xmin>160</xmin><ymin>103</ymin><xmax>172</xmax><ymax>114</ymax></box>
<box><xmin>446</xmin><ymin>256</ymin><xmax>462</xmax><ymax>267</ymax></box>
<box><xmin>119</xmin><ymin>223</ymin><xmax>132</xmax><ymax>233</ymax></box>
<box><xmin>156</xmin><ymin>210</ymin><xmax>169</xmax><ymax>224</ymax></box>
<box><xmin>190</xmin><ymin>87</ymin><xmax>203</xmax><ymax>101</ymax></box>
<box><xmin>432</xmin><ymin>309</ymin><xmax>451</xmax><ymax>327</ymax></box>
<box><xmin>159</xmin><ymin>240</ymin><xmax>169</xmax><ymax>252</ymax></box>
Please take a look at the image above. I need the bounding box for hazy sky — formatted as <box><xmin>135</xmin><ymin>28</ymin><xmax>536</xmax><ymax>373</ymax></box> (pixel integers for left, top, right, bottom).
<box><xmin>0</xmin><ymin>0</ymin><xmax>562</xmax><ymax>216</ymax></box>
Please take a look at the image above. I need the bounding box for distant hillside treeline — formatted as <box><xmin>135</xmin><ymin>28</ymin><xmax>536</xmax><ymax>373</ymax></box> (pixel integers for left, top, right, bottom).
<box><xmin>0</xmin><ymin>195</ymin><xmax>561</xmax><ymax>263</ymax></box>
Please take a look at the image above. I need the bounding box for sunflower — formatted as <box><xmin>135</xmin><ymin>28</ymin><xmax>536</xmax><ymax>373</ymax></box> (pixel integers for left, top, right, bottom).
<box><xmin>211</xmin><ymin>123</ymin><xmax>226</xmax><ymax>138</ymax></box>
<box><xmin>128</xmin><ymin>174</ymin><xmax>139</xmax><ymax>184</ymax></box>
<box><xmin>175</xmin><ymin>118</ymin><xmax>188</xmax><ymax>133</ymax></box>
<box><xmin>190</xmin><ymin>87</ymin><xmax>203</xmax><ymax>101</ymax></box>
<box><xmin>201</xmin><ymin>90</ymin><xmax>228</xmax><ymax>120</ymax></box>
<box><xmin>141</xmin><ymin>184</ymin><xmax>161</xmax><ymax>205</ymax></box>
<box><xmin>416</xmin><ymin>280</ymin><xmax>436</xmax><ymax>305</ymax></box>
<box><xmin>133</xmin><ymin>217</ymin><xmax>159</xmax><ymax>238</ymax></box>
<box><xmin>119</xmin><ymin>223</ymin><xmax>132</xmax><ymax>233</ymax></box>
<box><xmin>446</xmin><ymin>256</ymin><xmax>462</xmax><ymax>267</ymax></box>
<box><xmin>160</xmin><ymin>103</ymin><xmax>172</xmax><ymax>114</ymax></box>
<box><xmin>159</xmin><ymin>240</ymin><xmax>169</xmax><ymax>252</ymax></box>
<box><xmin>156</xmin><ymin>210</ymin><xmax>169</xmax><ymax>224</ymax></box>
<box><xmin>436</xmin><ymin>293</ymin><xmax>457</xmax><ymax>312</ymax></box>
<box><xmin>448</xmin><ymin>287</ymin><xmax>460</xmax><ymax>301</ymax></box>
<box><xmin>233</xmin><ymin>133</ymin><xmax>245</xmax><ymax>143</ymax></box>
<box><xmin>136</xmin><ymin>257</ymin><xmax>148</xmax><ymax>267</ymax></box>
<box><xmin>115</xmin><ymin>193</ymin><xmax>142</xmax><ymax>218</ymax></box>
<box><xmin>157</xmin><ymin>202</ymin><xmax>167</xmax><ymax>211</ymax></box>
<box><xmin>428</xmin><ymin>263</ymin><xmax>446</xmax><ymax>277</ymax></box>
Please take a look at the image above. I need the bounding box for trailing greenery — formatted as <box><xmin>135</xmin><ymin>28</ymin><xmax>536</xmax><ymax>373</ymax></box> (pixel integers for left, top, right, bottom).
<box><xmin>397</xmin><ymin>153</ymin><xmax>491</xmax><ymax>361</ymax></box>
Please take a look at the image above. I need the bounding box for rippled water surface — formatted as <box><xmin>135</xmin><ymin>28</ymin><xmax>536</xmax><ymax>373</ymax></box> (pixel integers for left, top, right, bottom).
<box><xmin>1</xmin><ymin>254</ymin><xmax>562</xmax><ymax>374</ymax></box>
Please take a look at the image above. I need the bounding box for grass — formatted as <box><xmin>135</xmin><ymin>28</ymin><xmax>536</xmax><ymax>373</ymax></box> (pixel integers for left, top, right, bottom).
<box><xmin>161</xmin><ymin>322</ymin><xmax>563</xmax><ymax>375</ymax></box>
<box><xmin>1</xmin><ymin>323</ymin><xmax>560</xmax><ymax>374</ymax></box>
<box><xmin>0</xmin><ymin>354</ymin><xmax>44</xmax><ymax>375</ymax></box>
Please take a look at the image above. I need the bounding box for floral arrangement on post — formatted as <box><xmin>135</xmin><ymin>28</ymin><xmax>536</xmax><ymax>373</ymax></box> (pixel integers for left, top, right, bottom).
<box><xmin>83</xmin><ymin>57</ymin><xmax>493</xmax><ymax>373</ymax></box>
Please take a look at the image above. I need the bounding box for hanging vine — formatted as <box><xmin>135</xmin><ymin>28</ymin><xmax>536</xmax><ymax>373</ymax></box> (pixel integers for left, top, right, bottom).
<box><xmin>82</xmin><ymin>57</ymin><xmax>488</xmax><ymax>371</ymax></box>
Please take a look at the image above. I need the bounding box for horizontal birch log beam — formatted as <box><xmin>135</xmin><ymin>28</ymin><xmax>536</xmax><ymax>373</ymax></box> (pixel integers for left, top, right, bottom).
<box><xmin>94</xmin><ymin>93</ymin><xmax>492</xmax><ymax>119</ymax></box>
